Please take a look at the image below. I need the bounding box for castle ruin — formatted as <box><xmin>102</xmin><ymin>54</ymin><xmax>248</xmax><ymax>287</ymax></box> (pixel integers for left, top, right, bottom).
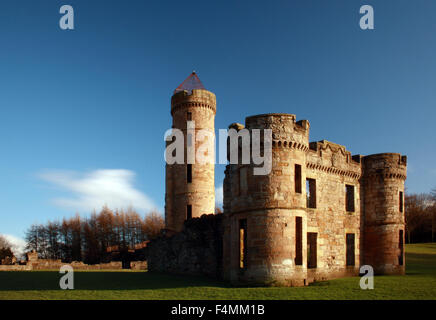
<box><xmin>149</xmin><ymin>72</ymin><xmax>407</xmax><ymax>286</ymax></box>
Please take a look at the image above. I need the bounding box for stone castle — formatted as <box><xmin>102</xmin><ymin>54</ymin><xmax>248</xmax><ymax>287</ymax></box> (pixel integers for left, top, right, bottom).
<box><xmin>148</xmin><ymin>72</ymin><xmax>407</xmax><ymax>286</ymax></box>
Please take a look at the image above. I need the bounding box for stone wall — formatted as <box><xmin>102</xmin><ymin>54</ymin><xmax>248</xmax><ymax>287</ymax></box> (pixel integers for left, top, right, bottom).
<box><xmin>0</xmin><ymin>260</ymin><xmax>148</xmax><ymax>271</ymax></box>
<box><xmin>222</xmin><ymin>113</ymin><xmax>406</xmax><ymax>286</ymax></box>
<box><xmin>147</xmin><ymin>214</ymin><xmax>223</xmax><ymax>278</ymax></box>
<box><xmin>0</xmin><ymin>265</ymin><xmax>32</xmax><ymax>271</ymax></box>
<box><xmin>305</xmin><ymin>140</ymin><xmax>362</xmax><ymax>282</ymax></box>
<box><xmin>131</xmin><ymin>261</ymin><xmax>148</xmax><ymax>270</ymax></box>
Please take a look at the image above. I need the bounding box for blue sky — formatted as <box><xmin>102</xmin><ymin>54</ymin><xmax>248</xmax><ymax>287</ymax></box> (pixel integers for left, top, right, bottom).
<box><xmin>0</xmin><ymin>0</ymin><xmax>435</xmax><ymax>241</ymax></box>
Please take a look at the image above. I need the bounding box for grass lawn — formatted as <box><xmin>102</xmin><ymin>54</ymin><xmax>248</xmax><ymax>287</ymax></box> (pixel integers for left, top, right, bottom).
<box><xmin>0</xmin><ymin>243</ymin><xmax>435</xmax><ymax>300</ymax></box>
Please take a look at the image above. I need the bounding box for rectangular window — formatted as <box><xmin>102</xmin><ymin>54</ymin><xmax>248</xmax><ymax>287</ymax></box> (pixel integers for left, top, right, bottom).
<box><xmin>306</xmin><ymin>179</ymin><xmax>316</xmax><ymax>208</ymax></box>
<box><xmin>187</xmin><ymin>164</ymin><xmax>192</xmax><ymax>183</ymax></box>
<box><xmin>187</xmin><ymin>112</ymin><xmax>192</xmax><ymax>121</ymax></box>
<box><xmin>240</xmin><ymin>167</ymin><xmax>248</xmax><ymax>195</ymax></box>
<box><xmin>346</xmin><ymin>185</ymin><xmax>355</xmax><ymax>212</ymax></box>
<box><xmin>295</xmin><ymin>164</ymin><xmax>302</xmax><ymax>194</ymax></box>
<box><xmin>346</xmin><ymin>233</ymin><xmax>355</xmax><ymax>266</ymax></box>
<box><xmin>239</xmin><ymin>219</ymin><xmax>247</xmax><ymax>269</ymax></box>
<box><xmin>295</xmin><ymin>217</ymin><xmax>303</xmax><ymax>265</ymax></box>
<box><xmin>307</xmin><ymin>232</ymin><xmax>317</xmax><ymax>268</ymax></box>
<box><xmin>399</xmin><ymin>191</ymin><xmax>404</xmax><ymax>213</ymax></box>
<box><xmin>186</xmin><ymin>205</ymin><xmax>192</xmax><ymax>220</ymax></box>
<box><xmin>399</xmin><ymin>230</ymin><xmax>404</xmax><ymax>266</ymax></box>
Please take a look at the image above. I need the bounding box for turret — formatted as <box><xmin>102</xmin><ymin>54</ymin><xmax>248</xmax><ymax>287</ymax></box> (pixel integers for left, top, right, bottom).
<box><xmin>362</xmin><ymin>153</ymin><xmax>407</xmax><ymax>274</ymax></box>
<box><xmin>165</xmin><ymin>72</ymin><xmax>216</xmax><ymax>233</ymax></box>
<box><xmin>223</xmin><ymin>113</ymin><xmax>311</xmax><ymax>286</ymax></box>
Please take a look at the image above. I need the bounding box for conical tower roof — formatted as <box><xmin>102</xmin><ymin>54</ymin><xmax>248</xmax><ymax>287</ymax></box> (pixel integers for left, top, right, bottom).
<box><xmin>174</xmin><ymin>71</ymin><xmax>206</xmax><ymax>94</ymax></box>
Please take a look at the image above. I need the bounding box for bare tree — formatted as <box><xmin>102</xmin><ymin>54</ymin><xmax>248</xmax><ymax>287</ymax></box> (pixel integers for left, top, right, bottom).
<box><xmin>23</xmin><ymin>207</ymin><xmax>164</xmax><ymax>263</ymax></box>
<box><xmin>25</xmin><ymin>224</ymin><xmax>43</xmax><ymax>254</ymax></box>
<box><xmin>0</xmin><ymin>235</ymin><xmax>12</xmax><ymax>249</ymax></box>
<box><xmin>0</xmin><ymin>235</ymin><xmax>14</xmax><ymax>264</ymax></box>
<box><xmin>143</xmin><ymin>211</ymin><xmax>164</xmax><ymax>240</ymax></box>
<box><xmin>405</xmin><ymin>193</ymin><xmax>434</xmax><ymax>243</ymax></box>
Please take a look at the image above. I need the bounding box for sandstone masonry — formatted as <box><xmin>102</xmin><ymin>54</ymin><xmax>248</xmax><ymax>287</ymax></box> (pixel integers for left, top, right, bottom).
<box><xmin>154</xmin><ymin>73</ymin><xmax>407</xmax><ymax>286</ymax></box>
<box><xmin>165</xmin><ymin>74</ymin><xmax>216</xmax><ymax>233</ymax></box>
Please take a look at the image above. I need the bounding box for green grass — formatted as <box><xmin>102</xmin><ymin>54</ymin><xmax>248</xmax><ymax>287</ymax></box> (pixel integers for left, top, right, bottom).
<box><xmin>0</xmin><ymin>243</ymin><xmax>435</xmax><ymax>300</ymax></box>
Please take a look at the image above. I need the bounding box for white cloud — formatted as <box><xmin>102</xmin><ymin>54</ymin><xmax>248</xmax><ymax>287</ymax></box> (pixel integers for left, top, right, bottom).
<box><xmin>39</xmin><ymin>169</ymin><xmax>157</xmax><ymax>213</ymax></box>
<box><xmin>1</xmin><ymin>234</ymin><xmax>26</xmax><ymax>258</ymax></box>
<box><xmin>215</xmin><ymin>184</ymin><xmax>223</xmax><ymax>208</ymax></box>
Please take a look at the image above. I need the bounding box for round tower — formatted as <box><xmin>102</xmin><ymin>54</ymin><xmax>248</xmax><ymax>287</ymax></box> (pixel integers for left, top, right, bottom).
<box><xmin>224</xmin><ymin>113</ymin><xmax>311</xmax><ymax>286</ymax></box>
<box><xmin>165</xmin><ymin>72</ymin><xmax>216</xmax><ymax>233</ymax></box>
<box><xmin>362</xmin><ymin>153</ymin><xmax>407</xmax><ymax>275</ymax></box>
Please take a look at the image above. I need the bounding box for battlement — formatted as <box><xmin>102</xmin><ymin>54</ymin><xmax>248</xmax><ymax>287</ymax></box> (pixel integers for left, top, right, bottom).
<box><xmin>363</xmin><ymin>152</ymin><xmax>407</xmax><ymax>166</ymax></box>
<box><xmin>245</xmin><ymin>113</ymin><xmax>310</xmax><ymax>131</ymax></box>
<box><xmin>362</xmin><ymin>153</ymin><xmax>407</xmax><ymax>180</ymax></box>
<box><xmin>309</xmin><ymin>140</ymin><xmax>361</xmax><ymax>163</ymax></box>
<box><xmin>246</xmin><ymin>113</ymin><xmax>296</xmax><ymax>123</ymax></box>
<box><xmin>309</xmin><ymin>140</ymin><xmax>346</xmax><ymax>152</ymax></box>
<box><xmin>244</xmin><ymin>113</ymin><xmax>310</xmax><ymax>149</ymax></box>
<box><xmin>306</xmin><ymin>140</ymin><xmax>362</xmax><ymax>180</ymax></box>
<box><xmin>171</xmin><ymin>89</ymin><xmax>216</xmax><ymax>116</ymax></box>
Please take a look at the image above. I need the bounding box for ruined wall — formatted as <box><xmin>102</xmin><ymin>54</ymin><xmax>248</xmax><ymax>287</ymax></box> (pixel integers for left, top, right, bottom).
<box><xmin>305</xmin><ymin>141</ymin><xmax>362</xmax><ymax>282</ymax></box>
<box><xmin>148</xmin><ymin>214</ymin><xmax>223</xmax><ymax>278</ymax></box>
<box><xmin>0</xmin><ymin>261</ymin><xmax>125</xmax><ymax>271</ymax></box>
<box><xmin>222</xmin><ymin>113</ymin><xmax>405</xmax><ymax>286</ymax></box>
<box><xmin>0</xmin><ymin>258</ymin><xmax>147</xmax><ymax>271</ymax></box>
<box><xmin>160</xmin><ymin>78</ymin><xmax>407</xmax><ymax>286</ymax></box>
<box><xmin>165</xmin><ymin>89</ymin><xmax>216</xmax><ymax>232</ymax></box>
<box><xmin>0</xmin><ymin>265</ymin><xmax>32</xmax><ymax>271</ymax></box>
<box><xmin>130</xmin><ymin>261</ymin><xmax>148</xmax><ymax>270</ymax></box>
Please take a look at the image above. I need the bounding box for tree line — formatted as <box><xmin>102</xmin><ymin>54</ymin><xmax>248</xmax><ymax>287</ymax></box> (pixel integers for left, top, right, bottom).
<box><xmin>0</xmin><ymin>235</ymin><xmax>14</xmax><ymax>262</ymax></box>
<box><xmin>25</xmin><ymin>207</ymin><xmax>164</xmax><ymax>264</ymax></box>
<box><xmin>405</xmin><ymin>189</ymin><xmax>436</xmax><ymax>243</ymax></box>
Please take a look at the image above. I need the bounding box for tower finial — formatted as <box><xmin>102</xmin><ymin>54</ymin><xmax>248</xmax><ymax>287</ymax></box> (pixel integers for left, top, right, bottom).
<box><xmin>174</xmin><ymin>71</ymin><xmax>205</xmax><ymax>94</ymax></box>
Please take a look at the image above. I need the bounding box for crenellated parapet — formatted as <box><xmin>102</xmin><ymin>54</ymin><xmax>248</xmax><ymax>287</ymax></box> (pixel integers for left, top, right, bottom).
<box><xmin>362</xmin><ymin>153</ymin><xmax>407</xmax><ymax>180</ymax></box>
<box><xmin>306</xmin><ymin>140</ymin><xmax>362</xmax><ymax>180</ymax></box>
<box><xmin>245</xmin><ymin>113</ymin><xmax>310</xmax><ymax>149</ymax></box>
<box><xmin>171</xmin><ymin>89</ymin><xmax>216</xmax><ymax>117</ymax></box>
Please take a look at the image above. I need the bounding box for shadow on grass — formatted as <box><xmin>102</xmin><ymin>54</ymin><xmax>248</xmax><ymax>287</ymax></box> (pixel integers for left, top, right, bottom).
<box><xmin>406</xmin><ymin>252</ymin><xmax>436</xmax><ymax>275</ymax></box>
<box><xmin>0</xmin><ymin>271</ymin><xmax>231</xmax><ymax>291</ymax></box>
<box><xmin>1</xmin><ymin>247</ymin><xmax>435</xmax><ymax>292</ymax></box>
